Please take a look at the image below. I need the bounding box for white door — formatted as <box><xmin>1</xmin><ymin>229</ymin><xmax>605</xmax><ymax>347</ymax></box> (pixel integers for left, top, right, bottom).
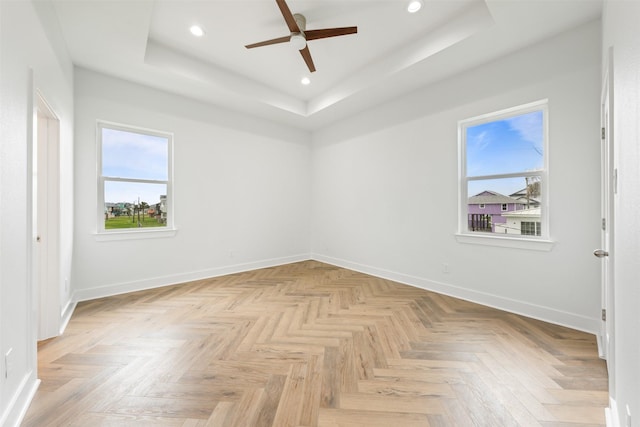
<box><xmin>596</xmin><ymin>48</ymin><xmax>615</xmax><ymax>387</ymax></box>
<box><xmin>35</xmin><ymin>93</ymin><xmax>61</xmax><ymax>341</ymax></box>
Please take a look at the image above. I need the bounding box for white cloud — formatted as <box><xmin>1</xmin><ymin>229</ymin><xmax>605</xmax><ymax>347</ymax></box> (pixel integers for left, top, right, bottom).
<box><xmin>472</xmin><ymin>130</ymin><xmax>490</xmax><ymax>150</ymax></box>
<box><xmin>505</xmin><ymin>111</ymin><xmax>543</xmax><ymax>153</ymax></box>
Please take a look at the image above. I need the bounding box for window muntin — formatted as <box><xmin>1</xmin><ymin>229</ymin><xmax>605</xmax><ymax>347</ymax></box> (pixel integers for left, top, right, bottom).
<box><xmin>459</xmin><ymin>100</ymin><xmax>548</xmax><ymax>240</ymax></box>
<box><xmin>98</xmin><ymin>122</ymin><xmax>173</xmax><ymax>232</ymax></box>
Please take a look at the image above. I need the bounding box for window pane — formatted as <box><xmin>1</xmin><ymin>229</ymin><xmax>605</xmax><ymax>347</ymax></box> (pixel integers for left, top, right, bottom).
<box><xmin>102</xmin><ymin>128</ymin><xmax>168</xmax><ymax>180</ymax></box>
<box><xmin>466</xmin><ymin>110</ymin><xmax>543</xmax><ymax>177</ymax></box>
<box><xmin>467</xmin><ymin>176</ymin><xmax>541</xmax><ymax>235</ymax></box>
<box><xmin>521</xmin><ymin>222</ymin><xmax>541</xmax><ymax>236</ymax></box>
<box><xmin>104</xmin><ymin>181</ymin><xmax>167</xmax><ymax>229</ymax></box>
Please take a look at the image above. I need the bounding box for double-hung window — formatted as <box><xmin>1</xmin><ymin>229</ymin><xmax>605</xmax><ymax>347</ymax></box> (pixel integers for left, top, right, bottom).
<box><xmin>458</xmin><ymin>100</ymin><xmax>550</xmax><ymax>248</ymax></box>
<box><xmin>98</xmin><ymin>121</ymin><xmax>173</xmax><ymax>235</ymax></box>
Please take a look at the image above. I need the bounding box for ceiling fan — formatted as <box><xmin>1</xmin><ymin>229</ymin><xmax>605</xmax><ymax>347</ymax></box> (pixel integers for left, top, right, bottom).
<box><xmin>245</xmin><ymin>0</ymin><xmax>357</xmax><ymax>73</ymax></box>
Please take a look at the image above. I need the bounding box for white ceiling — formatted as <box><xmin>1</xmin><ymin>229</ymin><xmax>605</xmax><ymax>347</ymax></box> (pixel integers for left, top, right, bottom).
<box><xmin>51</xmin><ymin>0</ymin><xmax>602</xmax><ymax>130</ymax></box>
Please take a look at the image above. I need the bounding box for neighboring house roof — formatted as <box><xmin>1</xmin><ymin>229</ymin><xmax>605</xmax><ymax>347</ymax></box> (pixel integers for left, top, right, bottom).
<box><xmin>512</xmin><ymin>195</ymin><xmax>541</xmax><ymax>205</ymax></box>
<box><xmin>512</xmin><ymin>195</ymin><xmax>540</xmax><ymax>201</ymax></box>
<box><xmin>510</xmin><ymin>187</ymin><xmax>534</xmax><ymax>197</ymax></box>
<box><xmin>510</xmin><ymin>188</ymin><xmax>540</xmax><ymax>203</ymax></box>
<box><xmin>468</xmin><ymin>190</ymin><xmax>523</xmax><ymax>205</ymax></box>
<box><xmin>502</xmin><ymin>207</ymin><xmax>541</xmax><ymax>218</ymax></box>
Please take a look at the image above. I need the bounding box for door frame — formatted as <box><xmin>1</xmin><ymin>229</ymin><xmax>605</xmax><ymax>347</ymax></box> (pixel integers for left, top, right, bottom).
<box><xmin>599</xmin><ymin>47</ymin><xmax>615</xmax><ymax>374</ymax></box>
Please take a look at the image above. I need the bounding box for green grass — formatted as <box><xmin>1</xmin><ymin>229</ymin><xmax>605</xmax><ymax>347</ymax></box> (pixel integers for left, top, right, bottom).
<box><xmin>105</xmin><ymin>215</ymin><xmax>165</xmax><ymax>229</ymax></box>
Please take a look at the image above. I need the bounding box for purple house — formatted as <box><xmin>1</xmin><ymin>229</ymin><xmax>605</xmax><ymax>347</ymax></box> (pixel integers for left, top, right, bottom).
<box><xmin>467</xmin><ymin>190</ymin><xmax>527</xmax><ymax>233</ymax></box>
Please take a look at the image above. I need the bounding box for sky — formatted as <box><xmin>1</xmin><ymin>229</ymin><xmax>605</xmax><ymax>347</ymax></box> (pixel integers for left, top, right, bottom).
<box><xmin>102</xmin><ymin>128</ymin><xmax>168</xmax><ymax>205</ymax></box>
<box><xmin>466</xmin><ymin>110</ymin><xmax>543</xmax><ymax>196</ymax></box>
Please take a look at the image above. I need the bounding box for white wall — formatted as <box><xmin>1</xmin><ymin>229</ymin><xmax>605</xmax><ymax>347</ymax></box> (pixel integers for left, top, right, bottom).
<box><xmin>72</xmin><ymin>69</ymin><xmax>311</xmax><ymax>300</ymax></box>
<box><xmin>311</xmin><ymin>21</ymin><xmax>602</xmax><ymax>333</ymax></box>
<box><xmin>602</xmin><ymin>2</ymin><xmax>640</xmax><ymax>425</ymax></box>
<box><xmin>0</xmin><ymin>1</ymin><xmax>74</xmax><ymax>425</ymax></box>
<box><xmin>0</xmin><ymin>3</ymin><xmax>620</xmax><ymax>425</ymax></box>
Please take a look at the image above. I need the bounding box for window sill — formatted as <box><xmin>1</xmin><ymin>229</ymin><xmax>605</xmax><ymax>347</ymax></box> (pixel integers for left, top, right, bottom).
<box><xmin>455</xmin><ymin>233</ymin><xmax>554</xmax><ymax>251</ymax></box>
<box><xmin>94</xmin><ymin>228</ymin><xmax>177</xmax><ymax>242</ymax></box>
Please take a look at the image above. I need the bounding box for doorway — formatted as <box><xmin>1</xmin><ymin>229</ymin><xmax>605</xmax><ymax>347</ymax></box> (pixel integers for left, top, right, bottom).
<box><xmin>35</xmin><ymin>92</ymin><xmax>61</xmax><ymax>341</ymax></box>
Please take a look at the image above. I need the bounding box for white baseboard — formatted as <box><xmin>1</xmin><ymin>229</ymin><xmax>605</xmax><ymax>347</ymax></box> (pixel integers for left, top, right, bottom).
<box><xmin>60</xmin><ymin>299</ymin><xmax>77</xmax><ymax>335</ymax></box>
<box><xmin>0</xmin><ymin>371</ymin><xmax>40</xmax><ymax>427</ymax></box>
<box><xmin>597</xmin><ymin>332</ymin><xmax>606</xmax><ymax>359</ymax></box>
<box><xmin>606</xmin><ymin>397</ymin><xmax>620</xmax><ymax>427</ymax></box>
<box><xmin>72</xmin><ymin>254</ymin><xmax>310</xmax><ymax>302</ymax></box>
<box><xmin>312</xmin><ymin>253</ymin><xmax>600</xmax><ymax>334</ymax></box>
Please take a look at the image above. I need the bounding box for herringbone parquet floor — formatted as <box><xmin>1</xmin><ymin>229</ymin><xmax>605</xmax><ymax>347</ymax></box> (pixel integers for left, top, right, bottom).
<box><xmin>23</xmin><ymin>261</ymin><xmax>608</xmax><ymax>426</ymax></box>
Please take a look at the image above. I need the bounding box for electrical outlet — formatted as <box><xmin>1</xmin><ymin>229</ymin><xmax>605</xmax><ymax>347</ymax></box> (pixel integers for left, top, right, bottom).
<box><xmin>443</xmin><ymin>263</ymin><xmax>450</xmax><ymax>274</ymax></box>
<box><xmin>65</xmin><ymin>278</ymin><xmax>69</xmax><ymax>292</ymax></box>
<box><xmin>5</xmin><ymin>348</ymin><xmax>13</xmax><ymax>379</ymax></box>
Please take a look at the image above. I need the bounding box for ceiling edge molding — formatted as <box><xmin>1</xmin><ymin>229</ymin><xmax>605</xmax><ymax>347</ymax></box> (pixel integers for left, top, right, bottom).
<box><xmin>306</xmin><ymin>0</ymin><xmax>495</xmax><ymax>116</ymax></box>
<box><xmin>144</xmin><ymin>39</ymin><xmax>308</xmax><ymax>116</ymax></box>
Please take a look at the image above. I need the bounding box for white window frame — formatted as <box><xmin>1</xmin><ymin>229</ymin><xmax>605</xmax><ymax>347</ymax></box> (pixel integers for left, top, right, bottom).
<box><xmin>96</xmin><ymin>121</ymin><xmax>176</xmax><ymax>240</ymax></box>
<box><xmin>456</xmin><ymin>100</ymin><xmax>553</xmax><ymax>251</ymax></box>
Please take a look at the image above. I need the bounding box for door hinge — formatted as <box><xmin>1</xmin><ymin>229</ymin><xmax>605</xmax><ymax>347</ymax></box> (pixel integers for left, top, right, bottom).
<box><xmin>601</xmin><ymin>127</ymin><xmax>606</xmax><ymax>140</ymax></box>
<box><xmin>602</xmin><ymin>309</ymin><xmax>607</xmax><ymax>321</ymax></box>
<box><xmin>602</xmin><ymin>218</ymin><xmax>606</xmax><ymax>231</ymax></box>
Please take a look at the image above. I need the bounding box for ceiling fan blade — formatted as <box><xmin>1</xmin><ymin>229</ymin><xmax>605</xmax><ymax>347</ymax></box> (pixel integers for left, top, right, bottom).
<box><xmin>299</xmin><ymin>45</ymin><xmax>316</xmax><ymax>73</ymax></box>
<box><xmin>276</xmin><ymin>0</ymin><xmax>300</xmax><ymax>33</ymax></box>
<box><xmin>245</xmin><ymin>35</ymin><xmax>291</xmax><ymax>49</ymax></box>
<box><xmin>305</xmin><ymin>27</ymin><xmax>358</xmax><ymax>41</ymax></box>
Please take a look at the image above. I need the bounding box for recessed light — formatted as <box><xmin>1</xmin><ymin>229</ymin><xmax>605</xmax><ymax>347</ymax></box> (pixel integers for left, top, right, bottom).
<box><xmin>407</xmin><ymin>0</ymin><xmax>423</xmax><ymax>13</ymax></box>
<box><xmin>301</xmin><ymin>77</ymin><xmax>311</xmax><ymax>85</ymax></box>
<box><xmin>190</xmin><ymin>25</ymin><xmax>205</xmax><ymax>37</ymax></box>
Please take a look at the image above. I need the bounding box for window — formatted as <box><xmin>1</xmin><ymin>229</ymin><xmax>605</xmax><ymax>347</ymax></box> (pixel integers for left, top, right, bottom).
<box><xmin>521</xmin><ymin>221</ymin><xmax>541</xmax><ymax>236</ymax></box>
<box><xmin>458</xmin><ymin>100</ymin><xmax>549</xmax><ymax>244</ymax></box>
<box><xmin>98</xmin><ymin>121</ymin><xmax>173</xmax><ymax>234</ymax></box>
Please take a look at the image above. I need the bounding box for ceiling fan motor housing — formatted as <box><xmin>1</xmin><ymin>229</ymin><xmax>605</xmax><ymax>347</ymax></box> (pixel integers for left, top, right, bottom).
<box><xmin>293</xmin><ymin>13</ymin><xmax>306</xmax><ymax>32</ymax></box>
